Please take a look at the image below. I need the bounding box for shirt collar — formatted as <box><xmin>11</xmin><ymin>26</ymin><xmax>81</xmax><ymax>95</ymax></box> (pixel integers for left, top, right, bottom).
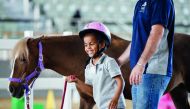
<box><xmin>89</xmin><ymin>53</ymin><xmax>106</xmax><ymax>66</ymax></box>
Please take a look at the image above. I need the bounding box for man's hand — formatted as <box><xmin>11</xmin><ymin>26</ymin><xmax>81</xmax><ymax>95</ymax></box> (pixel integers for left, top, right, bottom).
<box><xmin>129</xmin><ymin>64</ymin><xmax>145</xmax><ymax>85</ymax></box>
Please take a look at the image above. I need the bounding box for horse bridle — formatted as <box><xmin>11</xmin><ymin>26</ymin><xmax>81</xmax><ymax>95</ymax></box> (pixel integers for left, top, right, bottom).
<box><xmin>9</xmin><ymin>41</ymin><xmax>44</xmax><ymax>109</ymax></box>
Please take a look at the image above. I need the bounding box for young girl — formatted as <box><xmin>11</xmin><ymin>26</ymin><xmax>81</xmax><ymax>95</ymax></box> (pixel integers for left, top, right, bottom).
<box><xmin>66</xmin><ymin>21</ymin><xmax>126</xmax><ymax>109</ymax></box>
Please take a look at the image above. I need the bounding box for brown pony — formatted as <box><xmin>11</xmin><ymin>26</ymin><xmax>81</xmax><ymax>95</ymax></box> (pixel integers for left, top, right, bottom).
<box><xmin>8</xmin><ymin>33</ymin><xmax>190</xmax><ymax>109</ymax></box>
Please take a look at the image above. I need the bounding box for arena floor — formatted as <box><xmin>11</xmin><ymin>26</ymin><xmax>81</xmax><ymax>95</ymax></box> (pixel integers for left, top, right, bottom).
<box><xmin>0</xmin><ymin>98</ymin><xmax>133</xmax><ymax>109</ymax></box>
<box><xmin>1</xmin><ymin>96</ymin><xmax>189</xmax><ymax>109</ymax></box>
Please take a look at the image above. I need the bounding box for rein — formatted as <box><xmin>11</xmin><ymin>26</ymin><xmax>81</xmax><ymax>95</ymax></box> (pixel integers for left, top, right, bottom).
<box><xmin>9</xmin><ymin>41</ymin><xmax>44</xmax><ymax>109</ymax></box>
<box><xmin>60</xmin><ymin>80</ymin><xmax>68</xmax><ymax>109</ymax></box>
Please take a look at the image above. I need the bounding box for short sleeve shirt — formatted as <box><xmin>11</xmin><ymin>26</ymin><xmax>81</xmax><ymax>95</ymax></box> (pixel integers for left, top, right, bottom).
<box><xmin>130</xmin><ymin>0</ymin><xmax>175</xmax><ymax>76</ymax></box>
<box><xmin>85</xmin><ymin>54</ymin><xmax>126</xmax><ymax>109</ymax></box>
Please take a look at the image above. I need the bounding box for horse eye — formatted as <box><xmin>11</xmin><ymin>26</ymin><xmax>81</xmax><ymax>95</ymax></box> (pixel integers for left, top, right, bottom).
<box><xmin>20</xmin><ymin>58</ymin><xmax>27</xmax><ymax>63</ymax></box>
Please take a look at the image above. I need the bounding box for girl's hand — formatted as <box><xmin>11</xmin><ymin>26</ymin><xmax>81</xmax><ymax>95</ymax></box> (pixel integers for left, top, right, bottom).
<box><xmin>65</xmin><ymin>75</ymin><xmax>78</xmax><ymax>83</ymax></box>
<box><xmin>108</xmin><ymin>97</ymin><xmax>118</xmax><ymax>109</ymax></box>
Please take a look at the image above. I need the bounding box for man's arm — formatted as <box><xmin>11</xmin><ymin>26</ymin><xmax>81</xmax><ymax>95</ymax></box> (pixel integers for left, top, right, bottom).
<box><xmin>117</xmin><ymin>43</ymin><xmax>131</xmax><ymax>67</ymax></box>
<box><xmin>137</xmin><ymin>24</ymin><xmax>164</xmax><ymax>66</ymax></box>
<box><xmin>130</xmin><ymin>24</ymin><xmax>165</xmax><ymax>85</ymax></box>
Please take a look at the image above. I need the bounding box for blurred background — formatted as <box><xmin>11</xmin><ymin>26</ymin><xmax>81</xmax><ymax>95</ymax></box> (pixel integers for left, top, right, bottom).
<box><xmin>0</xmin><ymin>0</ymin><xmax>190</xmax><ymax>109</ymax></box>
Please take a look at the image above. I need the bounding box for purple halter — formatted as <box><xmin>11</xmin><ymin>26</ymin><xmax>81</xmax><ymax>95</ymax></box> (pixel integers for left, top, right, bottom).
<box><xmin>9</xmin><ymin>41</ymin><xmax>44</xmax><ymax>95</ymax></box>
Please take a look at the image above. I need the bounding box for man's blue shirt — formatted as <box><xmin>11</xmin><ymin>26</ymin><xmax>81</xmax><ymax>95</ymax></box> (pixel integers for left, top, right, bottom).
<box><xmin>130</xmin><ymin>0</ymin><xmax>175</xmax><ymax>76</ymax></box>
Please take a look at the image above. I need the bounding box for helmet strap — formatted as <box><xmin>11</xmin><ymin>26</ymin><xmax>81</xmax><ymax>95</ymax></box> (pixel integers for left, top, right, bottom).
<box><xmin>92</xmin><ymin>42</ymin><xmax>106</xmax><ymax>58</ymax></box>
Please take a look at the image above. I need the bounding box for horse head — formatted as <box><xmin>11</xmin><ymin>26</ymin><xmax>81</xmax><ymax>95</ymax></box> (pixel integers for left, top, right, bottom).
<box><xmin>8</xmin><ymin>38</ymin><xmax>43</xmax><ymax>98</ymax></box>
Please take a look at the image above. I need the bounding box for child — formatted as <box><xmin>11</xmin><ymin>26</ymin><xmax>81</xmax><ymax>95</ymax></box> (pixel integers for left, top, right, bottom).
<box><xmin>66</xmin><ymin>21</ymin><xmax>126</xmax><ymax>109</ymax></box>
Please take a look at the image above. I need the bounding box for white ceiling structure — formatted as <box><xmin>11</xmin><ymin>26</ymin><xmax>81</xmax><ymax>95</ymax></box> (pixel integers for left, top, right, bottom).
<box><xmin>0</xmin><ymin>0</ymin><xmax>189</xmax><ymax>39</ymax></box>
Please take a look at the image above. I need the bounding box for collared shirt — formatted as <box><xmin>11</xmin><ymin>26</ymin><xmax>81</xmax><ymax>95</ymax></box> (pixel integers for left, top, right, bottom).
<box><xmin>85</xmin><ymin>54</ymin><xmax>126</xmax><ymax>109</ymax></box>
<box><xmin>130</xmin><ymin>0</ymin><xmax>175</xmax><ymax>76</ymax></box>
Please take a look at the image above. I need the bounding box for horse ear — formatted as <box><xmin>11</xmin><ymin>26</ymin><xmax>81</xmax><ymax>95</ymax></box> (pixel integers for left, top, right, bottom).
<box><xmin>26</xmin><ymin>38</ymin><xmax>35</xmax><ymax>49</ymax></box>
<box><xmin>27</xmin><ymin>38</ymin><xmax>32</xmax><ymax>45</ymax></box>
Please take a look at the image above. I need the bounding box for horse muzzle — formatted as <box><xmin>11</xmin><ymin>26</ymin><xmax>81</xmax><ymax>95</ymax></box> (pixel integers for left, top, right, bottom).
<box><xmin>9</xmin><ymin>84</ymin><xmax>24</xmax><ymax>98</ymax></box>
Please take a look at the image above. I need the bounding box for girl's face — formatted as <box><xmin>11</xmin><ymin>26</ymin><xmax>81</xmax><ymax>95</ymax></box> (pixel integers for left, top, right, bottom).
<box><xmin>83</xmin><ymin>34</ymin><xmax>104</xmax><ymax>57</ymax></box>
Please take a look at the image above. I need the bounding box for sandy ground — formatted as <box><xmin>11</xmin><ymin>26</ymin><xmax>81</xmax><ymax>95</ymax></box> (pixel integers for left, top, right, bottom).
<box><xmin>0</xmin><ymin>98</ymin><xmax>133</xmax><ymax>109</ymax></box>
<box><xmin>1</xmin><ymin>97</ymin><xmax>190</xmax><ymax>109</ymax></box>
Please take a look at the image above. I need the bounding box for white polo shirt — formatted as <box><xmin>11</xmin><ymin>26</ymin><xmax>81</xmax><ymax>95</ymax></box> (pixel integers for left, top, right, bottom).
<box><xmin>85</xmin><ymin>54</ymin><xmax>126</xmax><ymax>109</ymax></box>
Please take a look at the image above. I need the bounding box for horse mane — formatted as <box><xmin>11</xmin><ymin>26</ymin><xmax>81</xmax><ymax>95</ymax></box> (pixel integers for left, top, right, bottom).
<box><xmin>11</xmin><ymin>35</ymin><xmax>78</xmax><ymax>62</ymax></box>
<box><xmin>11</xmin><ymin>38</ymin><xmax>30</xmax><ymax>62</ymax></box>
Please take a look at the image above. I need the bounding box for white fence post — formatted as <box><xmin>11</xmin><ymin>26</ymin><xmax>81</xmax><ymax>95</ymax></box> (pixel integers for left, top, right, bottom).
<box><xmin>62</xmin><ymin>77</ymin><xmax>72</xmax><ymax>109</ymax></box>
<box><xmin>24</xmin><ymin>30</ymin><xmax>33</xmax><ymax>109</ymax></box>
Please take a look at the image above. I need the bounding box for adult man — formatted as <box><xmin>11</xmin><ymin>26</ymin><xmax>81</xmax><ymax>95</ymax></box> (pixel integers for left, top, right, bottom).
<box><xmin>118</xmin><ymin>0</ymin><xmax>175</xmax><ymax>109</ymax></box>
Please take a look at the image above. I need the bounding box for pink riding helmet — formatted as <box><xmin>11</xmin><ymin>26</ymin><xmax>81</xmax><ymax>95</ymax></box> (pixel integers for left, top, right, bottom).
<box><xmin>79</xmin><ymin>21</ymin><xmax>111</xmax><ymax>47</ymax></box>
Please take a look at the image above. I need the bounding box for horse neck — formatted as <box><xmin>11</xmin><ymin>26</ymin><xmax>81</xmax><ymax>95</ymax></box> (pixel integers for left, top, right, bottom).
<box><xmin>38</xmin><ymin>36</ymin><xmax>86</xmax><ymax>81</ymax></box>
